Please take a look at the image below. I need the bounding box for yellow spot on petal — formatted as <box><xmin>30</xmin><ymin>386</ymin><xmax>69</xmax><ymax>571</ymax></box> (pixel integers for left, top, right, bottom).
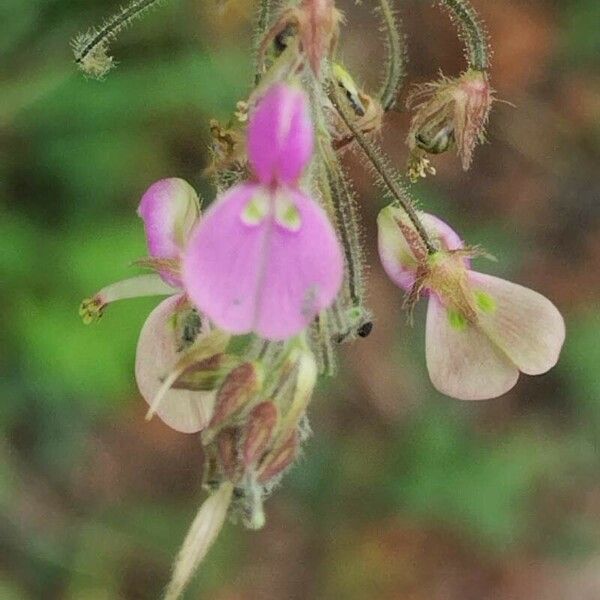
<box><xmin>275</xmin><ymin>195</ymin><xmax>301</xmax><ymax>231</ymax></box>
<box><xmin>241</xmin><ymin>195</ymin><xmax>269</xmax><ymax>225</ymax></box>
<box><xmin>475</xmin><ymin>290</ymin><xmax>496</xmax><ymax>314</ymax></box>
<box><xmin>447</xmin><ymin>307</ymin><xmax>468</xmax><ymax>331</ymax></box>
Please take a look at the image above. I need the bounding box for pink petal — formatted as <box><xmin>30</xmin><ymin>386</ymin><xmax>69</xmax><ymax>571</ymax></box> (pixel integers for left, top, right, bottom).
<box><xmin>377</xmin><ymin>206</ymin><xmax>465</xmax><ymax>291</ymax></box>
<box><xmin>135</xmin><ymin>294</ymin><xmax>215</xmax><ymax>433</ymax></box>
<box><xmin>426</xmin><ymin>295</ymin><xmax>519</xmax><ymax>400</ymax></box>
<box><xmin>182</xmin><ymin>184</ymin><xmax>343</xmax><ymax>341</ymax></box>
<box><xmin>469</xmin><ymin>272</ymin><xmax>566</xmax><ymax>375</ymax></box>
<box><xmin>247</xmin><ymin>84</ymin><xmax>313</xmax><ymax>185</ymax></box>
<box><xmin>138</xmin><ymin>178</ymin><xmax>200</xmax><ymax>284</ymax></box>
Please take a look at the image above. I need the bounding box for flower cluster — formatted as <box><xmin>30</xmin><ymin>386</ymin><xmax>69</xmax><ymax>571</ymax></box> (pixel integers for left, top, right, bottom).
<box><xmin>76</xmin><ymin>0</ymin><xmax>565</xmax><ymax>597</ymax></box>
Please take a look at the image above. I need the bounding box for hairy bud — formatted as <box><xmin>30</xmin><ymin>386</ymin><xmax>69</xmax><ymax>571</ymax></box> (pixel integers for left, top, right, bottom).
<box><xmin>406</xmin><ymin>69</ymin><xmax>493</xmax><ymax>179</ymax></box>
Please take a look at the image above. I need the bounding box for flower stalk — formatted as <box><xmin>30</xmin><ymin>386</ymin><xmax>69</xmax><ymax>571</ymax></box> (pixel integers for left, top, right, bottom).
<box><xmin>375</xmin><ymin>0</ymin><xmax>406</xmax><ymax>111</ymax></box>
<box><xmin>328</xmin><ymin>82</ymin><xmax>437</xmax><ymax>255</ymax></box>
<box><xmin>438</xmin><ymin>0</ymin><xmax>489</xmax><ymax>72</ymax></box>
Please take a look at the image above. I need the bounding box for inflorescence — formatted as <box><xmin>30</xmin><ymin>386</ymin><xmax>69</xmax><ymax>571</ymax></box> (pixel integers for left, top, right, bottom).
<box><xmin>74</xmin><ymin>1</ymin><xmax>565</xmax><ymax>597</ymax></box>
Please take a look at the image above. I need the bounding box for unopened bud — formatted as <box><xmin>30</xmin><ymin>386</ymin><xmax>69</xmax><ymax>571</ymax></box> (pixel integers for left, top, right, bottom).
<box><xmin>209</xmin><ymin>362</ymin><xmax>263</xmax><ymax>428</ymax></box>
<box><xmin>257</xmin><ymin>430</ymin><xmax>299</xmax><ymax>484</ymax></box>
<box><xmin>243</xmin><ymin>402</ymin><xmax>278</xmax><ymax>467</ymax></box>
<box><xmin>406</xmin><ymin>69</ymin><xmax>493</xmax><ymax>176</ymax></box>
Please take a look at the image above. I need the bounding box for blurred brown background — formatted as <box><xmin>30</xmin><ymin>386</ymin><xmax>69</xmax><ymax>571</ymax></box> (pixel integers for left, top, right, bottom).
<box><xmin>0</xmin><ymin>0</ymin><xmax>599</xmax><ymax>598</ymax></box>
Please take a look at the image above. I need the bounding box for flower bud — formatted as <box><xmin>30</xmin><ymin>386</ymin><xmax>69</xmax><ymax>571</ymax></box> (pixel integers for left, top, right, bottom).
<box><xmin>242</xmin><ymin>401</ymin><xmax>278</xmax><ymax>467</ymax></box>
<box><xmin>406</xmin><ymin>69</ymin><xmax>493</xmax><ymax>178</ymax></box>
<box><xmin>209</xmin><ymin>362</ymin><xmax>264</xmax><ymax>428</ymax></box>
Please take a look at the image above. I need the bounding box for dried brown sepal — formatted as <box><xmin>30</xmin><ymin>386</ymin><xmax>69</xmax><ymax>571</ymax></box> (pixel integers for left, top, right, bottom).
<box><xmin>257</xmin><ymin>430</ymin><xmax>299</xmax><ymax>484</ymax></box>
<box><xmin>243</xmin><ymin>401</ymin><xmax>278</xmax><ymax>467</ymax></box>
<box><xmin>172</xmin><ymin>353</ymin><xmax>241</xmax><ymax>392</ymax></box>
<box><xmin>216</xmin><ymin>427</ymin><xmax>242</xmax><ymax>481</ymax></box>
<box><xmin>209</xmin><ymin>362</ymin><xmax>263</xmax><ymax>429</ymax></box>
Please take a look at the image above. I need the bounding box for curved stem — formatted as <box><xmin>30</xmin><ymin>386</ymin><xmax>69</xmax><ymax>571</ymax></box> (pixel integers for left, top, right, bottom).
<box><xmin>375</xmin><ymin>0</ymin><xmax>407</xmax><ymax>110</ymax></box>
<box><xmin>439</xmin><ymin>0</ymin><xmax>489</xmax><ymax>71</ymax></box>
<box><xmin>328</xmin><ymin>84</ymin><xmax>437</xmax><ymax>255</ymax></box>
<box><xmin>73</xmin><ymin>0</ymin><xmax>165</xmax><ymax>66</ymax></box>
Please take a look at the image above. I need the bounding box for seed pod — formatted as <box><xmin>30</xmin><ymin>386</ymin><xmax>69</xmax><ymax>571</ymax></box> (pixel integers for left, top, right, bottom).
<box><xmin>257</xmin><ymin>430</ymin><xmax>299</xmax><ymax>484</ymax></box>
<box><xmin>243</xmin><ymin>402</ymin><xmax>278</xmax><ymax>467</ymax></box>
<box><xmin>209</xmin><ymin>362</ymin><xmax>263</xmax><ymax>428</ymax></box>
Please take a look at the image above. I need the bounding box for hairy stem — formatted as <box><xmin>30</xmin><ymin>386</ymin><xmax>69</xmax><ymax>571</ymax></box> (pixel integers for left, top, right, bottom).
<box><xmin>438</xmin><ymin>0</ymin><xmax>489</xmax><ymax>71</ymax></box>
<box><xmin>73</xmin><ymin>0</ymin><xmax>165</xmax><ymax>66</ymax></box>
<box><xmin>375</xmin><ymin>0</ymin><xmax>406</xmax><ymax>110</ymax></box>
<box><xmin>322</xmin><ymin>148</ymin><xmax>364</xmax><ymax>307</ymax></box>
<box><xmin>328</xmin><ymin>84</ymin><xmax>437</xmax><ymax>254</ymax></box>
<box><xmin>253</xmin><ymin>0</ymin><xmax>273</xmax><ymax>84</ymax></box>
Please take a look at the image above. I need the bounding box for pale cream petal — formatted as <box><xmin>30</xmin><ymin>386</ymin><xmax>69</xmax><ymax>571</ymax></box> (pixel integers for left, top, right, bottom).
<box><xmin>164</xmin><ymin>483</ymin><xmax>233</xmax><ymax>600</ymax></box>
<box><xmin>470</xmin><ymin>272</ymin><xmax>566</xmax><ymax>375</ymax></box>
<box><xmin>426</xmin><ymin>295</ymin><xmax>519</xmax><ymax>400</ymax></box>
<box><xmin>135</xmin><ymin>295</ymin><xmax>215</xmax><ymax>433</ymax></box>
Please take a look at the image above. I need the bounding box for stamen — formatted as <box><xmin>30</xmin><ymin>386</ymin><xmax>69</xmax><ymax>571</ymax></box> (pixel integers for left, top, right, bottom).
<box><xmin>79</xmin><ymin>274</ymin><xmax>176</xmax><ymax>324</ymax></box>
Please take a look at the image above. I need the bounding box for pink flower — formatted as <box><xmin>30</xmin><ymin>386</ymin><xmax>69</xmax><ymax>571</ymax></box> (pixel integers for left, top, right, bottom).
<box><xmin>378</xmin><ymin>206</ymin><xmax>566</xmax><ymax>400</ymax></box>
<box><xmin>82</xmin><ymin>178</ymin><xmax>223</xmax><ymax>433</ymax></box>
<box><xmin>182</xmin><ymin>83</ymin><xmax>344</xmax><ymax>341</ymax></box>
<box><xmin>137</xmin><ymin>177</ymin><xmax>200</xmax><ymax>286</ymax></box>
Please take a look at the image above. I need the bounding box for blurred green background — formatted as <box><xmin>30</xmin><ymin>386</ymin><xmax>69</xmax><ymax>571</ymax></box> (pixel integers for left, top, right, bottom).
<box><xmin>1</xmin><ymin>0</ymin><xmax>599</xmax><ymax>598</ymax></box>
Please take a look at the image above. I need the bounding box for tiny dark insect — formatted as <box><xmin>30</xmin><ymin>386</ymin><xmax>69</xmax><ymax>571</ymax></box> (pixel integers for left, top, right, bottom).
<box><xmin>357</xmin><ymin>321</ymin><xmax>373</xmax><ymax>338</ymax></box>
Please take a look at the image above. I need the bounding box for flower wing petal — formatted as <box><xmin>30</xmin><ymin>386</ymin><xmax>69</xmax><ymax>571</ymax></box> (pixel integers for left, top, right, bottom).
<box><xmin>138</xmin><ymin>178</ymin><xmax>200</xmax><ymax>258</ymax></box>
<box><xmin>138</xmin><ymin>178</ymin><xmax>200</xmax><ymax>285</ymax></box>
<box><xmin>254</xmin><ymin>190</ymin><xmax>344</xmax><ymax>340</ymax></box>
<box><xmin>469</xmin><ymin>272</ymin><xmax>566</xmax><ymax>375</ymax></box>
<box><xmin>426</xmin><ymin>295</ymin><xmax>519</xmax><ymax>400</ymax></box>
<box><xmin>135</xmin><ymin>295</ymin><xmax>215</xmax><ymax>433</ymax></box>
<box><xmin>182</xmin><ymin>184</ymin><xmax>265</xmax><ymax>335</ymax></box>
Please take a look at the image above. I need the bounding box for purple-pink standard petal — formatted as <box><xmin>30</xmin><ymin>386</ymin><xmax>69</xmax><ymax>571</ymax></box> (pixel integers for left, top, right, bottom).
<box><xmin>135</xmin><ymin>294</ymin><xmax>215</xmax><ymax>433</ymax></box>
<box><xmin>138</xmin><ymin>178</ymin><xmax>200</xmax><ymax>260</ymax></box>
<box><xmin>182</xmin><ymin>184</ymin><xmax>343</xmax><ymax>341</ymax></box>
<box><xmin>247</xmin><ymin>84</ymin><xmax>313</xmax><ymax>185</ymax></box>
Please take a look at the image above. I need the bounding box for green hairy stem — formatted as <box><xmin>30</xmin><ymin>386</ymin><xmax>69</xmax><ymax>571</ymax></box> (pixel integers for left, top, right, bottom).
<box><xmin>439</xmin><ymin>0</ymin><xmax>489</xmax><ymax>71</ymax></box>
<box><xmin>73</xmin><ymin>0</ymin><xmax>166</xmax><ymax>77</ymax></box>
<box><xmin>375</xmin><ymin>0</ymin><xmax>407</xmax><ymax>110</ymax></box>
